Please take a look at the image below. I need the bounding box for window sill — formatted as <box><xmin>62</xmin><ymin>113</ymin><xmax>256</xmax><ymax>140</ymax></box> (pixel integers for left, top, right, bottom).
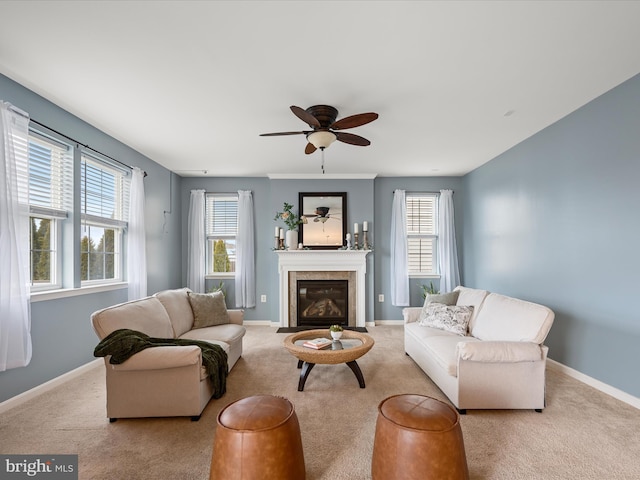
<box><xmin>409</xmin><ymin>274</ymin><xmax>440</xmax><ymax>279</ymax></box>
<box><xmin>30</xmin><ymin>282</ymin><xmax>127</xmax><ymax>302</ymax></box>
<box><xmin>206</xmin><ymin>274</ymin><xmax>236</xmax><ymax>279</ymax></box>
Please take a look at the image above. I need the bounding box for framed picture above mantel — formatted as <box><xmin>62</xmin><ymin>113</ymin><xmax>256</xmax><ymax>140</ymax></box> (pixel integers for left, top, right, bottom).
<box><xmin>298</xmin><ymin>192</ymin><xmax>347</xmax><ymax>250</ymax></box>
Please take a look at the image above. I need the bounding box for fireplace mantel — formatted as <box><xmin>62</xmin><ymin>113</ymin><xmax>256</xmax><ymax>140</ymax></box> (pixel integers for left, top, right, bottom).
<box><xmin>275</xmin><ymin>250</ymin><xmax>370</xmax><ymax>328</ymax></box>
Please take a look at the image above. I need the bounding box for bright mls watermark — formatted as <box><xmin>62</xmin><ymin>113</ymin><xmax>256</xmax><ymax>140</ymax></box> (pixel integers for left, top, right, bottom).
<box><xmin>0</xmin><ymin>455</ymin><xmax>77</xmax><ymax>479</ymax></box>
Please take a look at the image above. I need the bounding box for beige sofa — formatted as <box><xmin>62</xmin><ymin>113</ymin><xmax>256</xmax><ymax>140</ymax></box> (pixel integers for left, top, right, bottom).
<box><xmin>91</xmin><ymin>288</ymin><xmax>245</xmax><ymax>421</ymax></box>
<box><xmin>403</xmin><ymin>286</ymin><xmax>554</xmax><ymax>413</ymax></box>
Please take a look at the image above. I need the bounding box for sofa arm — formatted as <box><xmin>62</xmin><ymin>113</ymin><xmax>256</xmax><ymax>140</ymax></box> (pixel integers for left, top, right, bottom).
<box><xmin>402</xmin><ymin>307</ymin><xmax>422</xmax><ymax>324</ymax></box>
<box><xmin>456</xmin><ymin>341</ymin><xmax>544</xmax><ymax>363</ymax></box>
<box><xmin>227</xmin><ymin>309</ymin><xmax>244</xmax><ymax>325</ymax></box>
<box><xmin>108</xmin><ymin>345</ymin><xmax>202</xmax><ymax>372</ymax></box>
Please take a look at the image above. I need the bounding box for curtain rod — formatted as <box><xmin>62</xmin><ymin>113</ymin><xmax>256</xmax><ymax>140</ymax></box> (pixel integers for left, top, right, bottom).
<box><xmin>29</xmin><ymin>117</ymin><xmax>147</xmax><ymax>177</ymax></box>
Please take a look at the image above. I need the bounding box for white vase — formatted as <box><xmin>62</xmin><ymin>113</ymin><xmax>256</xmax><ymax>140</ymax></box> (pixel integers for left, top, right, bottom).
<box><xmin>285</xmin><ymin>230</ymin><xmax>298</xmax><ymax>250</ymax></box>
<box><xmin>331</xmin><ymin>331</ymin><xmax>343</xmax><ymax>340</ymax></box>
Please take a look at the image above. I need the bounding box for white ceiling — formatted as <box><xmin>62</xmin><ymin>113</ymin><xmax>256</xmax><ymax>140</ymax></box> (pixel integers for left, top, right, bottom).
<box><xmin>1</xmin><ymin>1</ymin><xmax>639</xmax><ymax>178</ymax></box>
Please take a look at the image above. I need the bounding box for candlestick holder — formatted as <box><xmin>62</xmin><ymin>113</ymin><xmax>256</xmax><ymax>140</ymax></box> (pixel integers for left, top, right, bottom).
<box><xmin>274</xmin><ymin>236</ymin><xmax>280</xmax><ymax>250</ymax></box>
<box><xmin>279</xmin><ymin>238</ymin><xmax>285</xmax><ymax>250</ymax></box>
<box><xmin>354</xmin><ymin>232</ymin><xmax>359</xmax><ymax>250</ymax></box>
<box><xmin>363</xmin><ymin>231</ymin><xmax>369</xmax><ymax>250</ymax></box>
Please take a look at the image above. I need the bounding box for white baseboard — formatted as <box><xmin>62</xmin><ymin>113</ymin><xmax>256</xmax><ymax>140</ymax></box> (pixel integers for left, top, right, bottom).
<box><xmin>0</xmin><ymin>359</ymin><xmax>102</xmax><ymax>414</ymax></box>
<box><xmin>547</xmin><ymin>358</ymin><xmax>640</xmax><ymax>410</ymax></box>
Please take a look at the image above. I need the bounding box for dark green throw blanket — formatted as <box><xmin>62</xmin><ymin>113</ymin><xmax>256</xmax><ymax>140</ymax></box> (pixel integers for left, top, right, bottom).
<box><xmin>94</xmin><ymin>328</ymin><xmax>228</xmax><ymax>399</ymax></box>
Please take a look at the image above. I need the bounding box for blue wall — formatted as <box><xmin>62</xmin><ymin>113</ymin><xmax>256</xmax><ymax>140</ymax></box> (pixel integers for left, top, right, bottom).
<box><xmin>462</xmin><ymin>73</ymin><xmax>640</xmax><ymax>397</ymax></box>
<box><xmin>0</xmin><ymin>74</ymin><xmax>183</xmax><ymax>402</ymax></box>
<box><xmin>374</xmin><ymin>177</ymin><xmax>465</xmax><ymax>319</ymax></box>
<box><xmin>3</xmin><ymin>69</ymin><xmax>640</xmax><ymax>403</ymax></box>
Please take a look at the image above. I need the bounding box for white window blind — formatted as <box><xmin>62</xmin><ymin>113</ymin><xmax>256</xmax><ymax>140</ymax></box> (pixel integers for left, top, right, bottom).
<box><xmin>406</xmin><ymin>193</ymin><xmax>438</xmax><ymax>275</ymax></box>
<box><xmin>80</xmin><ymin>154</ymin><xmax>129</xmax><ymax>282</ymax></box>
<box><xmin>21</xmin><ymin>131</ymin><xmax>73</xmax><ymax>289</ymax></box>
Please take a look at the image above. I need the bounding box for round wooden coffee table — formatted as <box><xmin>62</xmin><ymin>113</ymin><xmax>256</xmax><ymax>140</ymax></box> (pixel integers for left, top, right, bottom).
<box><xmin>283</xmin><ymin>329</ymin><xmax>375</xmax><ymax>391</ymax></box>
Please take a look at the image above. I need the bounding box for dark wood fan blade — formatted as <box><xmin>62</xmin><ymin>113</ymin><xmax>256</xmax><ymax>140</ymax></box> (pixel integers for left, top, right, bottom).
<box><xmin>335</xmin><ymin>131</ymin><xmax>371</xmax><ymax>146</ymax></box>
<box><xmin>330</xmin><ymin>112</ymin><xmax>378</xmax><ymax>130</ymax></box>
<box><xmin>305</xmin><ymin>143</ymin><xmax>317</xmax><ymax>154</ymax></box>
<box><xmin>291</xmin><ymin>106</ymin><xmax>321</xmax><ymax>128</ymax></box>
<box><xmin>259</xmin><ymin>131</ymin><xmax>308</xmax><ymax>136</ymax></box>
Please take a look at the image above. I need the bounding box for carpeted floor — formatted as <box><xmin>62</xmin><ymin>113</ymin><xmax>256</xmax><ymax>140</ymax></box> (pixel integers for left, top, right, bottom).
<box><xmin>1</xmin><ymin>325</ymin><xmax>639</xmax><ymax>479</ymax></box>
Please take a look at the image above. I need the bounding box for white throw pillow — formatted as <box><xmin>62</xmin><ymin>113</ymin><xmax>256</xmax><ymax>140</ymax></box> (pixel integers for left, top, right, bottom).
<box><xmin>418</xmin><ymin>302</ymin><xmax>474</xmax><ymax>336</ymax></box>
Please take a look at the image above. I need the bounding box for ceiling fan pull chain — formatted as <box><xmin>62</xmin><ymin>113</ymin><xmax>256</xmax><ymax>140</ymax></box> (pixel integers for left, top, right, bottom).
<box><xmin>321</xmin><ymin>149</ymin><xmax>325</xmax><ymax>174</ymax></box>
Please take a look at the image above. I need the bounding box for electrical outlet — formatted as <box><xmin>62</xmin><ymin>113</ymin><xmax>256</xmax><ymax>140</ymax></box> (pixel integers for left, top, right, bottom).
<box><xmin>378</xmin><ymin>294</ymin><xmax>384</xmax><ymax>302</ymax></box>
<box><xmin>260</xmin><ymin>295</ymin><xmax>267</xmax><ymax>303</ymax></box>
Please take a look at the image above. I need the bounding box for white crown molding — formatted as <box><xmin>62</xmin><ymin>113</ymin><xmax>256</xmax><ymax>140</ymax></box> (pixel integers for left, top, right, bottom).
<box><xmin>267</xmin><ymin>173</ymin><xmax>378</xmax><ymax>180</ymax></box>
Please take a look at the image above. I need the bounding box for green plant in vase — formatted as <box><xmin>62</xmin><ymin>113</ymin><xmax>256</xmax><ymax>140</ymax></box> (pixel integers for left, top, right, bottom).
<box><xmin>329</xmin><ymin>324</ymin><xmax>344</xmax><ymax>340</ymax></box>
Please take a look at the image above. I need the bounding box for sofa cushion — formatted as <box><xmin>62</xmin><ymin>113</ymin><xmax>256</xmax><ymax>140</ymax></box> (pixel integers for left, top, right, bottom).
<box><xmin>188</xmin><ymin>291</ymin><xmax>230</xmax><ymax>329</ymax></box>
<box><xmin>470</xmin><ymin>293</ymin><xmax>555</xmax><ymax>344</ymax></box>
<box><xmin>456</xmin><ymin>341</ymin><xmax>542</xmax><ymax>363</ymax></box>
<box><xmin>418</xmin><ymin>303</ymin><xmax>474</xmax><ymax>336</ymax></box>
<box><xmin>180</xmin><ymin>323</ymin><xmax>245</xmax><ymax>346</ymax></box>
<box><xmin>454</xmin><ymin>286</ymin><xmax>490</xmax><ymax>331</ymax></box>
<box><xmin>423</xmin><ymin>335</ymin><xmax>481</xmax><ymax>377</ymax></box>
<box><xmin>155</xmin><ymin>287</ymin><xmax>195</xmax><ymax>337</ymax></box>
<box><xmin>91</xmin><ymin>296</ymin><xmax>174</xmax><ymax>340</ymax></box>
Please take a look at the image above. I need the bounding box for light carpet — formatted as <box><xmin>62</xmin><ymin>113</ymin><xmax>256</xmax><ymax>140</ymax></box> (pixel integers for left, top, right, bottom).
<box><xmin>1</xmin><ymin>326</ymin><xmax>639</xmax><ymax>479</ymax></box>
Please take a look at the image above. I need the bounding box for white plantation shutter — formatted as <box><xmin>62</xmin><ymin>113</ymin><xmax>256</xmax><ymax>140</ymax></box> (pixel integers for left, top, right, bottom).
<box><xmin>406</xmin><ymin>193</ymin><xmax>438</xmax><ymax>274</ymax></box>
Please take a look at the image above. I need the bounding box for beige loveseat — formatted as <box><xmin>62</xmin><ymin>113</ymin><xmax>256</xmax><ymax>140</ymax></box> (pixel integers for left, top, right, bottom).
<box><xmin>403</xmin><ymin>286</ymin><xmax>554</xmax><ymax>413</ymax></box>
<box><xmin>91</xmin><ymin>288</ymin><xmax>245</xmax><ymax>421</ymax></box>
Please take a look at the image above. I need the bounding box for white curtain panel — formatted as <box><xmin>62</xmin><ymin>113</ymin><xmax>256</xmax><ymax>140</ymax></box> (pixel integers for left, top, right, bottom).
<box><xmin>390</xmin><ymin>189</ymin><xmax>410</xmax><ymax>306</ymax></box>
<box><xmin>127</xmin><ymin>167</ymin><xmax>147</xmax><ymax>301</ymax></box>
<box><xmin>0</xmin><ymin>102</ymin><xmax>32</xmax><ymax>371</ymax></box>
<box><xmin>187</xmin><ymin>189</ymin><xmax>206</xmax><ymax>293</ymax></box>
<box><xmin>235</xmin><ymin>190</ymin><xmax>255</xmax><ymax>308</ymax></box>
<box><xmin>438</xmin><ymin>189</ymin><xmax>461</xmax><ymax>293</ymax></box>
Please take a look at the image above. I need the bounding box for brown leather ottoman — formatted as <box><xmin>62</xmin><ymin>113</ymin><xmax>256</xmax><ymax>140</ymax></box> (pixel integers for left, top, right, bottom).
<box><xmin>371</xmin><ymin>394</ymin><xmax>469</xmax><ymax>480</ymax></box>
<box><xmin>210</xmin><ymin>395</ymin><xmax>306</xmax><ymax>480</ymax></box>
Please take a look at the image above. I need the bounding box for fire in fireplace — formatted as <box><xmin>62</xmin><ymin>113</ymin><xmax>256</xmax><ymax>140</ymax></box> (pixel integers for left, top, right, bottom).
<box><xmin>297</xmin><ymin>279</ymin><xmax>348</xmax><ymax>327</ymax></box>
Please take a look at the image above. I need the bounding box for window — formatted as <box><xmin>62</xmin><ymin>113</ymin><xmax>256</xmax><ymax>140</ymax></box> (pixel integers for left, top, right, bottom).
<box><xmin>205</xmin><ymin>194</ymin><xmax>238</xmax><ymax>275</ymax></box>
<box><xmin>26</xmin><ymin>131</ymin><xmax>72</xmax><ymax>290</ymax></box>
<box><xmin>406</xmin><ymin>193</ymin><xmax>438</xmax><ymax>275</ymax></box>
<box><xmin>80</xmin><ymin>154</ymin><xmax>129</xmax><ymax>283</ymax></box>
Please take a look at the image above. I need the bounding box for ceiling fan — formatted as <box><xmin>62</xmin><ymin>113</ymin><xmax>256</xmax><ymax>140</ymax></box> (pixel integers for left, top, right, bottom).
<box><xmin>302</xmin><ymin>207</ymin><xmax>341</xmax><ymax>224</ymax></box>
<box><xmin>260</xmin><ymin>105</ymin><xmax>379</xmax><ymax>154</ymax></box>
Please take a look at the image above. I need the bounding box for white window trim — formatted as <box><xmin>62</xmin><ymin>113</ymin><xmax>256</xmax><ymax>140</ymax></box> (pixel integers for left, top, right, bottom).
<box><xmin>406</xmin><ymin>192</ymin><xmax>440</xmax><ymax>276</ymax></box>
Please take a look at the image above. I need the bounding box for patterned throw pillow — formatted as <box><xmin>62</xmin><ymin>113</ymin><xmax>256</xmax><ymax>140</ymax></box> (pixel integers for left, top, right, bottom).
<box><xmin>418</xmin><ymin>302</ymin><xmax>474</xmax><ymax>336</ymax></box>
<box><xmin>418</xmin><ymin>290</ymin><xmax>460</xmax><ymax>324</ymax></box>
<box><xmin>188</xmin><ymin>291</ymin><xmax>230</xmax><ymax>329</ymax></box>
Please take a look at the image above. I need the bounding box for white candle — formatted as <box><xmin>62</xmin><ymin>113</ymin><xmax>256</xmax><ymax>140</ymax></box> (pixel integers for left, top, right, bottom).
<box><xmin>275</xmin><ymin>226</ymin><xmax>280</xmax><ymax>237</ymax></box>
<box><xmin>363</xmin><ymin>221</ymin><xmax>368</xmax><ymax>232</ymax></box>
<box><xmin>354</xmin><ymin>223</ymin><xmax>359</xmax><ymax>234</ymax></box>
<box><xmin>279</xmin><ymin>228</ymin><xmax>284</xmax><ymax>239</ymax></box>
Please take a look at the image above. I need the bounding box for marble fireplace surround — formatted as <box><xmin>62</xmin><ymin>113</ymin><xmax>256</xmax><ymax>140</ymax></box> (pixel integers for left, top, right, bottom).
<box><xmin>275</xmin><ymin>250</ymin><xmax>370</xmax><ymax>328</ymax></box>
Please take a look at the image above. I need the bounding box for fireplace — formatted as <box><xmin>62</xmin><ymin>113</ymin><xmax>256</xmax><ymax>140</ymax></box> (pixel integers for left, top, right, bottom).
<box><xmin>297</xmin><ymin>280</ymin><xmax>348</xmax><ymax>327</ymax></box>
<box><xmin>275</xmin><ymin>250</ymin><xmax>370</xmax><ymax>328</ymax></box>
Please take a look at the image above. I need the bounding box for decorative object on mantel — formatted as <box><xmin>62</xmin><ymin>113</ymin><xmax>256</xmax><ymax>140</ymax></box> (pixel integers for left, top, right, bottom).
<box><xmin>299</xmin><ymin>192</ymin><xmax>347</xmax><ymax>250</ymax></box>
<box><xmin>274</xmin><ymin>202</ymin><xmax>302</xmax><ymax>250</ymax></box>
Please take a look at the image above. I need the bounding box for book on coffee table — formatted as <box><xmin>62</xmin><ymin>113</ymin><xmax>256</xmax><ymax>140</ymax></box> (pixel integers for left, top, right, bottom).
<box><xmin>302</xmin><ymin>338</ymin><xmax>332</xmax><ymax>349</ymax></box>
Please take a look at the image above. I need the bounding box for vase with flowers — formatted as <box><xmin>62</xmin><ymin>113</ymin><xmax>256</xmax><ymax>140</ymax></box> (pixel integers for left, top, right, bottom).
<box><xmin>274</xmin><ymin>202</ymin><xmax>303</xmax><ymax>250</ymax></box>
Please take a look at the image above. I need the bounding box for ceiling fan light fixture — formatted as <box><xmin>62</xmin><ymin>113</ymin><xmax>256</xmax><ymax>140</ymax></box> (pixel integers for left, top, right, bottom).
<box><xmin>307</xmin><ymin>131</ymin><xmax>337</xmax><ymax>150</ymax></box>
